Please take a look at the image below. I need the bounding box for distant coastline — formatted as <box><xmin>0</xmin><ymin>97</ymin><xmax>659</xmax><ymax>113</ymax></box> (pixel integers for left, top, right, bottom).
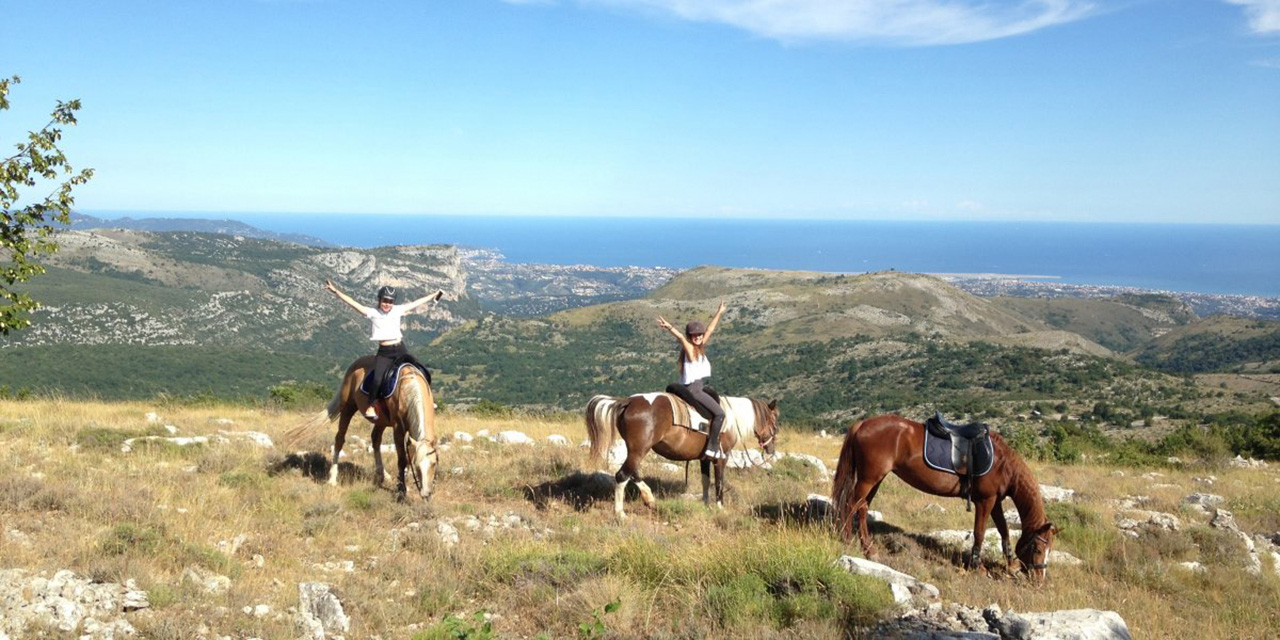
<box><xmin>81</xmin><ymin>211</ymin><xmax>1280</xmax><ymax>299</ymax></box>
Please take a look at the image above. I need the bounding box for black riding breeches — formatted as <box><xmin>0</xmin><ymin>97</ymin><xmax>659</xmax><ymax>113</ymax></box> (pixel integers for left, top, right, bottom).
<box><xmin>371</xmin><ymin>342</ymin><xmax>408</xmax><ymax>398</ymax></box>
<box><xmin>676</xmin><ymin>378</ymin><xmax>725</xmax><ymax>450</ymax></box>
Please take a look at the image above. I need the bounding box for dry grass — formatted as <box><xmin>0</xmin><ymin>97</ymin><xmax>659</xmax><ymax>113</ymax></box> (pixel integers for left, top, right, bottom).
<box><xmin>2</xmin><ymin>398</ymin><xmax>1278</xmax><ymax>638</ymax></box>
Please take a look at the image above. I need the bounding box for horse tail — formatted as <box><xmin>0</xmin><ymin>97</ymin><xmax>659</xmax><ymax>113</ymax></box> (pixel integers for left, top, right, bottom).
<box><xmin>831</xmin><ymin>419</ymin><xmax>866</xmax><ymax>542</ymax></box>
<box><xmin>325</xmin><ymin>383</ymin><xmax>343</xmax><ymax>422</ymax></box>
<box><xmin>585</xmin><ymin>395</ymin><xmax>625</xmax><ymax>466</ymax></box>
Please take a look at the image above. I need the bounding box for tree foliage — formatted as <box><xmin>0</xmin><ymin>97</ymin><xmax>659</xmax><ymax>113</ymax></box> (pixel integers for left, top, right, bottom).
<box><xmin>1</xmin><ymin>75</ymin><xmax>94</xmax><ymax>334</ymax></box>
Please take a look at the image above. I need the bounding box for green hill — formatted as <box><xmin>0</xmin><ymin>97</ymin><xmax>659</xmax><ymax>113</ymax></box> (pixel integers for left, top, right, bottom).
<box><xmin>990</xmin><ymin>293</ymin><xmax>1194</xmax><ymax>353</ymax></box>
<box><xmin>1134</xmin><ymin>316</ymin><xmax>1280</xmax><ymax>374</ymax></box>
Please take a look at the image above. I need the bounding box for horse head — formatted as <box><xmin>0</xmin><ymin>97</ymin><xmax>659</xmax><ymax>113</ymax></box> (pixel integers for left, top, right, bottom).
<box><xmin>754</xmin><ymin>399</ymin><xmax>780</xmax><ymax>455</ymax></box>
<box><xmin>405</xmin><ymin>432</ymin><xmax>439</xmax><ymax>500</ymax></box>
<box><xmin>1015</xmin><ymin>521</ymin><xmax>1058</xmax><ymax>580</ymax></box>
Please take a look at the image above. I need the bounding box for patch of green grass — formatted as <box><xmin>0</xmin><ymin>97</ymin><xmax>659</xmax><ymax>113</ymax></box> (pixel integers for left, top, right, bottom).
<box><xmin>344</xmin><ymin>489</ymin><xmax>376</xmax><ymax>511</ymax></box>
<box><xmin>218</xmin><ymin>470</ymin><xmax>268</xmax><ymax>490</ymax></box>
<box><xmin>412</xmin><ymin>611</ymin><xmax>494</xmax><ymax>640</ymax></box>
<box><xmin>655</xmin><ymin>498</ymin><xmax>699</xmax><ymax>521</ymax></box>
<box><xmin>1045</xmin><ymin>502</ymin><xmax>1118</xmax><ymax>563</ymax></box>
<box><xmin>481</xmin><ymin>546</ymin><xmax>608</xmax><ymax>589</ymax></box>
<box><xmin>179</xmin><ymin>544</ymin><xmax>239</xmax><ymax>579</ymax></box>
<box><xmin>100</xmin><ymin>523</ymin><xmax>164</xmax><ymax>556</ymax></box>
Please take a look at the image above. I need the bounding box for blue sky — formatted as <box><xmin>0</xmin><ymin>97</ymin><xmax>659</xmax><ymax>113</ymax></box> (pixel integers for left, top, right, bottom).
<box><xmin>2</xmin><ymin>0</ymin><xmax>1278</xmax><ymax>223</ymax></box>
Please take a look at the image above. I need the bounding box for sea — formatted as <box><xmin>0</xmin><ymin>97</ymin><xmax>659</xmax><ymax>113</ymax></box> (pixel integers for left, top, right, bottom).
<box><xmin>93</xmin><ymin>213</ymin><xmax>1280</xmax><ymax>297</ymax></box>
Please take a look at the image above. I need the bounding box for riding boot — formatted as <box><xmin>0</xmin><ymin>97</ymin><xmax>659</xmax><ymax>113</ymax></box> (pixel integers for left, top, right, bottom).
<box><xmin>703</xmin><ymin>415</ymin><xmax>726</xmax><ymax>460</ymax></box>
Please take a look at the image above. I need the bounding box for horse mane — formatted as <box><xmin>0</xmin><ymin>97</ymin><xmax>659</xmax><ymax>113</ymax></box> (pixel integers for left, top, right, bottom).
<box><xmin>400</xmin><ymin>371</ymin><xmax>433</xmax><ymax>443</ymax></box>
<box><xmin>992</xmin><ymin>433</ymin><xmax>1047</xmax><ymax>532</ymax></box>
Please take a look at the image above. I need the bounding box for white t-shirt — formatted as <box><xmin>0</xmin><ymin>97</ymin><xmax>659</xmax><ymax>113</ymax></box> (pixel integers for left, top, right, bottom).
<box><xmin>681</xmin><ymin>353</ymin><xmax>712</xmax><ymax>385</ymax></box>
<box><xmin>365</xmin><ymin>305</ymin><xmax>409</xmax><ymax>342</ymax></box>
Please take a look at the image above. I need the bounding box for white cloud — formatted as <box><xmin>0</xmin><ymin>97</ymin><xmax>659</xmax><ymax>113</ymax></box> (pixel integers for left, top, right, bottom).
<box><xmin>1225</xmin><ymin>0</ymin><xmax>1280</xmax><ymax>34</ymax></box>
<box><xmin>522</xmin><ymin>1</ymin><xmax>1097</xmax><ymax>45</ymax></box>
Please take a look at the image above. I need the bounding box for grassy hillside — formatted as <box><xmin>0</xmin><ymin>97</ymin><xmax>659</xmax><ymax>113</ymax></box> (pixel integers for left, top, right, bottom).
<box><xmin>1135</xmin><ymin>316</ymin><xmax>1280</xmax><ymax>374</ymax></box>
<box><xmin>1</xmin><ymin>399</ymin><xmax>1277</xmax><ymax>638</ymax></box>
<box><xmin>991</xmin><ymin>294</ymin><xmax>1193</xmax><ymax>353</ymax></box>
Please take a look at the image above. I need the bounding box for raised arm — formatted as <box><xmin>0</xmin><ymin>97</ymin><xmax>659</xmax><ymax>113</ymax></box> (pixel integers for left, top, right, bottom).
<box><xmin>703</xmin><ymin>301</ymin><xmax>727</xmax><ymax>342</ymax></box>
<box><xmin>324</xmin><ymin>279</ymin><xmax>371</xmax><ymax>316</ymax></box>
<box><xmin>403</xmin><ymin>289</ymin><xmax>446</xmax><ymax>312</ymax></box>
<box><xmin>656</xmin><ymin>315</ymin><xmax>697</xmax><ymax>360</ymax></box>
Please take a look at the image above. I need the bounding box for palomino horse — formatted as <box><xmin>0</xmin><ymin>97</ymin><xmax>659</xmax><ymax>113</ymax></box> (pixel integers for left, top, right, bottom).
<box><xmin>325</xmin><ymin>355</ymin><xmax>438</xmax><ymax>500</ymax></box>
<box><xmin>831</xmin><ymin>414</ymin><xmax>1057</xmax><ymax>578</ymax></box>
<box><xmin>585</xmin><ymin>393</ymin><xmax>779</xmax><ymax>518</ymax></box>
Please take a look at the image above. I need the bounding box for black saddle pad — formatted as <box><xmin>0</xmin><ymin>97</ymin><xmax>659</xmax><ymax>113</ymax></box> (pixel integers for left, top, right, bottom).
<box><xmin>360</xmin><ymin>361</ymin><xmax>431</xmax><ymax>399</ymax></box>
<box><xmin>922</xmin><ymin>429</ymin><xmax>995</xmax><ymax>477</ymax></box>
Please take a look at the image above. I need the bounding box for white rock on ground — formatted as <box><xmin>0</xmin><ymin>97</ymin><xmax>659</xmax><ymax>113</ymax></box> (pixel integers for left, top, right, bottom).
<box><xmin>181</xmin><ymin>566</ymin><xmax>231</xmax><ymax>595</ymax></box>
<box><xmin>924</xmin><ymin>529</ymin><xmax>1082</xmax><ymax>566</ymax></box>
<box><xmin>993</xmin><ymin>609</ymin><xmax>1132</xmax><ymax>640</ymax></box>
<box><xmin>297</xmin><ymin>582</ymin><xmax>349</xmax><ymax>639</ymax></box>
<box><xmin>727</xmin><ymin>448</ymin><xmax>771</xmax><ymax>469</ymax></box>
<box><xmin>545</xmin><ymin>434</ymin><xmax>569</xmax><ymax>446</ymax></box>
<box><xmin>495</xmin><ymin>430</ymin><xmax>535</xmax><ymax>445</ymax></box>
<box><xmin>834</xmin><ymin>555</ymin><xmax>939</xmax><ymax>606</ymax></box>
<box><xmin>1039</xmin><ymin>484</ymin><xmax>1075</xmax><ymax>502</ymax></box>
<box><xmin>452</xmin><ymin>431</ymin><xmax>474</xmax><ymax>443</ymax></box>
<box><xmin>0</xmin><ymin>569</ymin><xmax>149</xmax><ymax>638</ymax></box>
<box><xmin>781</xmin><ymin>452</ymin><xmax>830</xmax><ymax>479</ymax></box>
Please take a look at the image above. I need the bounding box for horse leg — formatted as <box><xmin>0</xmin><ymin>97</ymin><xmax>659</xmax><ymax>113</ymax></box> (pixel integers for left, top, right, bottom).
<box><xmin>968</xmin><ymin>496</ymin><xmax>998</xmax><ymax>574</ymax></box>
<box><xmin>394</xmin><ymin>425</ymin><xmax>410</xmax><ymax>498</ymax></box>
<box><xmin>370</xmin><ymin>424</ymin><xmax>391</xmax><ymax>487</ymax></box>
<box><xmin>848</xmin><ymin>473</ymin><xmax>888</xmax><ymax>559</ymax></box>
<box><xmin>613</xmin><ymin>449</ymin><xmax>644</xmax><ymax>519</ymax></box>
<box><xmin>328</xmin><ymin>410</ymin><xmax>354</xmax><ymax>486</ymax></box>
<box><xmin>991</xmin><ymin>499</ymin><xmax>1015</xmax><ymax>573</ymax></box>
<box><xmin>713</xmin><ymin>458</ymin><xmax>727</xmax><ymax>509</ymax></box>
<box><xmin>700</xmin><ymin>459</ymin><xmax>712</xmax><ymax>505</ymax></box>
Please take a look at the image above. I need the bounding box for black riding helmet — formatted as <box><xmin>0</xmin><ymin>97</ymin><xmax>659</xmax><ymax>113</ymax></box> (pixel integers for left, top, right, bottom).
<box><xmin>376</xmin><ymin>285</ymin><xmax>396</xmax><ymax>303</ymax></box>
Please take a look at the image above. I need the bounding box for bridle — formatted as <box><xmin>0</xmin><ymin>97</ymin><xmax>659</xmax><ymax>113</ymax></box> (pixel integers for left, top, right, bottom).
<box><xmin>406</xmin><ymin>437</ymin><xmax>440</xmax><ymax>491</ymax></box>
<box><xmin>1017</xmin><ymin>532</ymin><xmax>1052</xmax><ymax>574</ymax></box>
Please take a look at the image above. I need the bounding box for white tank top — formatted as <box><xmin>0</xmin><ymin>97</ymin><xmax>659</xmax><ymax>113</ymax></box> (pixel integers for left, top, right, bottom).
<box><xmin>365</xmin><ymin>305</ymin><xmax>407</xmax><ymax>342</ymax></box>
<box><xmin>681</xmin><ymin>353</ymin><xmax>711</xmax><ymax>385</ymax></box>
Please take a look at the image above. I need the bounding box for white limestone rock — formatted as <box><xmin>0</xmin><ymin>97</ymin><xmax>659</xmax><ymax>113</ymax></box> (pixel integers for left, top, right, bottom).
<box><xmin>834</xmin><ymin>555</ymin><xmax>939</xmax><ymax>606</ymax></box>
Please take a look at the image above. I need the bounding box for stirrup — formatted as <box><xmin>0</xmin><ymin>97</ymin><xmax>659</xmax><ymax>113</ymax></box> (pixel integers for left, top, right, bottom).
<box><xmin>703</xmin><ymin>448</ymin><xmax>726</xmax><ymax>461</ymax></box>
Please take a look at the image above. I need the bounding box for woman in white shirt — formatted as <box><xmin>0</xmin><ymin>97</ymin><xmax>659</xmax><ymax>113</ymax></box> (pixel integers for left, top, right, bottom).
<box><xmin>325</xmin><ymin>280</ymin><xmax>443</xmax><ymax>420</ymax></box>
<box><xmin>656</xmin><ymin>301</ymin><xmax>728</xmax><ymax>460</ymax></box>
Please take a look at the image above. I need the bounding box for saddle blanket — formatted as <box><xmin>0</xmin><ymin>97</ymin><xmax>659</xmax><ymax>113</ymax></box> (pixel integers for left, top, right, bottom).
<box><xmin>923</xmin><ymin>428</ymin><xmax>995</xmax><ymax>477</ymax></box>
<box><xmin>360</xmin><ymin>362</ymin><xmax>430</xmax><ymax>400</ymax></box>
<box><xmin>633</xmin><ymin>392</ymin><xmax>730</xmax><ymax>434</ymax></box>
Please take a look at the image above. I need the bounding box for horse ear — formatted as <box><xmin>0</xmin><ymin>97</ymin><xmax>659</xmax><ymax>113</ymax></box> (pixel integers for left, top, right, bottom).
<box><xmin>1048</xmin><ymin>523</ymin><xmax>1059</xmax><ymax>536</ymax></box>
<box><xmin>768</xmin><ymin>399</ymin><xmax>778</xmax><ymax>411</ymax></box>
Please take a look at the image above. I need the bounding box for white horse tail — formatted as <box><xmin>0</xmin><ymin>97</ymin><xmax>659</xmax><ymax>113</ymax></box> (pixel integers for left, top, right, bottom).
<box><xmin>585</xmin><ymin>395</ymin><xmax>625</xmax><ymax>466</ymax></box>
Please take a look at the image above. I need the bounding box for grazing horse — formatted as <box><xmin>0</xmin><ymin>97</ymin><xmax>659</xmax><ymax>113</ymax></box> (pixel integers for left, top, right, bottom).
<box><xmin>585</xmin><ymin>393</ymin><xmax>779</xmax><ymax>518</ymax></box>
<box><xmin>325</xmin><ymin>355</ymin><xmax>438</xmax><ymax>500</ymax></box>
<box><xmin>831</xmin><ymin>414</ymin><xmax>1057</xmax><ymax>578</ymax></box>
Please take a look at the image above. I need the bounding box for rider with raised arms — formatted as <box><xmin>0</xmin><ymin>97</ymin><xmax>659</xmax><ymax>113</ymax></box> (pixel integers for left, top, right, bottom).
<box><xmin>325</xmin><ymin>279</ymin><xmax>443</xmax><ymax>421</ymax></box>
<box><xmin>656</xmin><ymin>301</ymin><xmax>728</xmax><ymax>460</ymax></box>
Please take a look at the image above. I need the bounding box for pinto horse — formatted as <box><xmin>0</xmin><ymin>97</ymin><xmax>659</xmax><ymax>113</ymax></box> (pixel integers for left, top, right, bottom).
<box><xmin>585</xmin><ymin>393</ymin><xmax>778</xmax><ymax>518</ymax></box>
<box><xmin>831</xmin><ymin>414</ymin><xmax>1057</xmax><ymax>578</ymax></box>
<box><xmin>324</xmin><ymin>355</ymin><xmax>439</xmax><ymax>500</ymax></box>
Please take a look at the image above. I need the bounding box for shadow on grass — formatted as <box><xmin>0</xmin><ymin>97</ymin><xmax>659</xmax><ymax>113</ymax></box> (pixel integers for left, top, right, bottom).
<box><xmin>523</xmin><ymin>471</ymin><xmax>689</xmax><ymax>512</ymax></box>
<box><xmin>269</xmin><ymin>451</ymin><xmax>371</xmax><ymax>485</ymax></box>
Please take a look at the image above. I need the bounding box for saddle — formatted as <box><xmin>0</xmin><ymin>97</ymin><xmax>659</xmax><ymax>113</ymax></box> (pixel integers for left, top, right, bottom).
<box><xmin>923</xmin><ymin>412</ymin><xmax>994</xmax><ymax>511</ymax></box>
<box><xmin>359</xmin><ymin>360</ymin><xmax>432</xmax><ymax>400</ymax></box>
<box><xmin>633</xmin><ymin>389</ymin><xmax>727</xmax><ymax>434</ymax></box>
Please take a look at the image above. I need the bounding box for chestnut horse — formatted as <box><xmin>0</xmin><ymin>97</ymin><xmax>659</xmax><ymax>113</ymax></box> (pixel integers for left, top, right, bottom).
<box><xmin>585</xmin><ymin>393</ymin><xmax>779</xmax><ymax>518</ymax></box>
<box><xmin>324</xmin><ymin>355</ymin><xmax>438</xmax><ymax>500</ymax></box>
<box><xmin>831</xmin><ymin>414</ymin><xmax>1057</xmax><ymax>578</ymax></box>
